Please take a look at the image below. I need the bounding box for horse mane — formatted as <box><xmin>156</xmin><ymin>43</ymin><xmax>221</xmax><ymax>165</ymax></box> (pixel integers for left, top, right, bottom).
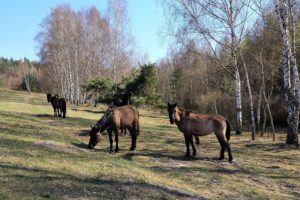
<box><xmin>94</xmin><ymin>110</ymin><xmax>113</xmax><ymax>133</ymax></box>
<box><xmin>177</xmin><ymin>106</ymin><xmax>192</xmax><ymax>117</ymax></box>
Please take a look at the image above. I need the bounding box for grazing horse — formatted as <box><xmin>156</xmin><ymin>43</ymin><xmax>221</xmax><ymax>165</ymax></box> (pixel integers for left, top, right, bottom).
<box><xmin>111</xmin><ymin>93</ymin><xmax>132</xmax><ymax>136</ymax></box>
<box><xmin>88</xmin><ymin>105</ymin><xmax>139</xmax><ymax>153</ymax></box>
<box><xmin>47</xmin><ymin>94</ymin><xmax>67</xmax><ymax>118</ymax></box>
<box><xmin>167</xmin><ymin>102</ymin><xmax>233</xmax><ymax>162</ymax></box>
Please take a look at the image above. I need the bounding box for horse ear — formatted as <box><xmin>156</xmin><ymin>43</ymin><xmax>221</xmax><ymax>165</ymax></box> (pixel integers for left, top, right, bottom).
<box><xmin>167</xmin><ymin>102</ymin><xmax>171</xmax><ymax>107</ymax></box>
<box><xmin>174</xmin><ymin>102</ymin><xmax>177</xmax><ymax>107</ymax></box>
<box><xmin>90</xmin><ymin>123</ymin><xmax>93</xmax><ymax>129</ymax></box>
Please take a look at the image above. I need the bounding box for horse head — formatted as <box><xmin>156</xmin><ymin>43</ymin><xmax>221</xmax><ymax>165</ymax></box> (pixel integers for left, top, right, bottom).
<box><xmin>87</xmin><ymin>111</ymin><xmax>113</xmax><ymax>149</ymax></box>
<box><xmin>46</xmin><ymin>94</ymin><xmax>52</xmax><ymax>103</ymax></box>
<box><xmin>88</xmin><ymin>125</ymin><xmax>102</xmax><ymax>149</ymax></box>
<box><xmin>167</xmin><ymin>102</ymin><xmax>177</xmax><ymax>124</ymax></box>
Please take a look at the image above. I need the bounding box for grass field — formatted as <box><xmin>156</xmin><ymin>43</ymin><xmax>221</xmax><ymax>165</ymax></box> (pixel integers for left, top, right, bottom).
<box><xmin>0</xmin><ymin>88</ymin><xmax>299</xmax><ymax>199</ymax></box>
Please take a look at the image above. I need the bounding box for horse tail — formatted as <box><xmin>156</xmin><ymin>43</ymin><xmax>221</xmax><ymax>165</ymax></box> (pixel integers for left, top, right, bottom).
<box><xmin>226</xmin><ymin>120</ymin><xmax>231</xmax><ymax>142</ymax></box>
<box><xmin>61</xmin><ymin>98</ymin><xmax>67</xmax><ymax>118</ymax></box>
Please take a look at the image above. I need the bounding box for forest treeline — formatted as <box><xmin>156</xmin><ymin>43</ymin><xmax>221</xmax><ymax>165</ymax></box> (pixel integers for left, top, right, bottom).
<box><xmin>0</xmin><ymin>0</ymin><xmax>299</xmax><ymax>145</ymax></box>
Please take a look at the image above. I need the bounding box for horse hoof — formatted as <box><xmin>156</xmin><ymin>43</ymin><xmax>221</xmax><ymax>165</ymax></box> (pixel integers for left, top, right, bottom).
<box><xmin>184</xmin><ymin>154</ymin><xmax>191</xmax><ymax>158</ymax></box>
<box><xmin>129</xmin><ymin>147</ymin><xmax>135</xmax><ymax>151</ymax></box>
<box><xmin>229</xmin><ymin>157</ymin><xmax>233</xmax><ymax>162</ymax></box>
<box><xmin>218</xmin><ymin>156</ymin><xmax>224</xmax><ymax>160</ymax></box>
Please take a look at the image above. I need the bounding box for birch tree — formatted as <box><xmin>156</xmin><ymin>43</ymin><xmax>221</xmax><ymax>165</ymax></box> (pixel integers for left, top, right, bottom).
<box><xmin>255</xmin><ymin>49</ymin><xmax>276</xmax><ymax>140</ymax></box>
<box><xmin>36</xmin><ymin>3</ymin><xmax>135</xmax><ymax>104</ymax></box>
<box><xmin>275</xmin><ymin>0</ymin><xmax>299</xmax><ymax>146</ymax></box>
<box><xmin>107</xmin><ymin>0</ymin><xmax>134</xmax><ymax>83</ymax></box>
<box><xmin>163</xmin><ymin>0</ymin><xmax>256</xmax><ymax>134</ymax></box>
<box><xmin>239</xmin><ymin>48</ymin><xmax>256</xmax><ymax>139</ymax></box>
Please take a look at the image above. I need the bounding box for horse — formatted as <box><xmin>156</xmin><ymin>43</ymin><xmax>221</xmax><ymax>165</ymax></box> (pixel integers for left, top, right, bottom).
<box><xmin>46</xmin><ymin>93</ymin><xmax>67</xmax><ymax>118</ymax></box>
<box><xmin>111</xmin><ymin>93</ymin><xmax>132</xmax><ymax>135</ymax></box>
<box><xmin>167</xmin><ymin>102</ymin><xmax>233</xmax><ymax>162</ymax></box>
<box><xmin>88</xmin><ymin>105</ymin><xmax>139</xmax><ymax>153</ymax></box>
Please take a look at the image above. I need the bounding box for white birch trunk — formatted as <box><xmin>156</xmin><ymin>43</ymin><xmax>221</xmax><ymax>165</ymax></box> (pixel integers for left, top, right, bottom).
<box><xmin>228</xmin><ymin>1</ymin><xmax>242</xmax><ymax>135</ymax></box>
<box><xmin>233</xmin><ymin>47</ymin><xmax>242</xmax><ymax>134</ymax></box>
<box><xmin>276</xmin><ymin>0</ymin><xmax>298</xmax><ymax>146</ymax></box>
<box><xmin>239</xmin><ymin>48</ymin><xmax>256</xmax><ymax>139</ymax></box>
<box><xmin>257</xmin><ymin>86</ymin><xmax>263</xmax><ymax>132</ymax></box>
<box><xmin>288</xmin><ymin>0</ymin><xmax>300</xmax><ymax>144</ymax></box>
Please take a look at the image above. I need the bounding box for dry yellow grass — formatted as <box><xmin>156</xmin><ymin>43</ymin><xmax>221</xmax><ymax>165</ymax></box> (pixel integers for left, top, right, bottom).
<box><xmin>0</xmin><ymin>88</ymin><xmax>299</xmax><ymax>199</ymax></box>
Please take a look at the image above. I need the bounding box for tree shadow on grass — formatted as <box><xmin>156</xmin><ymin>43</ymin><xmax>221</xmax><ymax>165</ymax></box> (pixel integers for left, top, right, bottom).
<box><xmin>72</xmin><ymin>142</ymin><xmax>89</xmax><ymax>149</ymax></box>
<box><xmin>2</xmin><ymin>110</ymin><xmax>97</xmax><ymax>128</ymax></box>
<box><xmin>34</xmin><ymin>114</ymin><xmax>52</xmax><ymax>118</ymax></box>
<box><xmin>71</xmin><ymin>142</ymin><xmax>111</xmax><ymax>153</ymax></box>
<box><xmin>73</xmin><ymin>129</ymin><xmax>90</xmax><ymax>136</ymax></box>
<box><xmin>122</xmin><ymin>151</ymin><xmax>221</xmax><ymax>162</ymax></box>
<box><xmin>70</xmin><ymin>108</ymin><xmax>106</xmax><ymax>114</ymax></box>
<box><xmin>149</xmin><ymin>165</ymin><xmax>242</xmax><ymax>175</ymax></box>
<box><xmin>244</xmin><ymin>143</ymin><xmax>292</xmax><ymax>152</ymax></box>
<box><xmin>0</xmin><ymin>163</ymin><xmax>204</xmax><ymax>200</ymax></box>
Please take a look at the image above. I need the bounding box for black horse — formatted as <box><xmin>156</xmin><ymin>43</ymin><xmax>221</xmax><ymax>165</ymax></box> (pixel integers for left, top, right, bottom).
<box><xmin>47</xmin><ymin>94</ymin><xmax>67</xmax><ymax>118</ymax></box>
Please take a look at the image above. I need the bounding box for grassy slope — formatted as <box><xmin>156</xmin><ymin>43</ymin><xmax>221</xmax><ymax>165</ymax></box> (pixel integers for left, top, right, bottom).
<box><xmin>0</xmin><ymin>88</ymin><xmax>299</xmax><ymax>200</ymax></box>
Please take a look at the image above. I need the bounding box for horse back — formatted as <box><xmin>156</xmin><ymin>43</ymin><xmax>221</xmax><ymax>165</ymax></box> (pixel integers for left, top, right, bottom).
<box><xmin>180</xmin><ymin>113</ymin><xmax>226</xmax><ymax>136</ymax></box>
<box><xmin>111</xmin><ymin>105</ymin><xmax>139</xmax><ymax>128</ymax></box>
<box><xmin>188</xmin><ymin>113</ymin><xmax>226</xmax><ymax>126</ymax></box>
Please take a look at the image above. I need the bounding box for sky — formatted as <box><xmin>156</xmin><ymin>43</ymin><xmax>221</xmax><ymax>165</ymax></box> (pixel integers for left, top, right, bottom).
<box><xmin>0</xmin><ymin>0</ymin><xmax>168</xmax><ymax>62</ymax></box>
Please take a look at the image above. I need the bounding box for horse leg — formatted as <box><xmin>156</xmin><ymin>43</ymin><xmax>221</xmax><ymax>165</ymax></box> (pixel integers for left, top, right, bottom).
<box><xmin>194</xmin><ymin>136</ymin><xmax>200</xmax><ymax>146</ymax></box>
<box><xmin>108</xmin><ymin>130</ymin><xmax>113</xmax><ymax>154</ymax></box>
<box><xmin>217</xmin><ymin>136</ymin><xmax>226</xmax><ymax>160</ymax></box>
<box><xmin>219</xmin><ymin>145</ymin><xmax>226</xmax><ymax>160</ymax></box>
<box><xmin>184</xmin><ymin>134</ymin><xmax>191</xmax><ymax>158</ymax></box>
<box><xmin>190</xmin><ymin>136</ymin><xmax>197</xmax><ymax>157</ymax></box>
<box><xmin>226</xmin><ymin>142</ymin><xmax>233</xmax><ymax>162</ymax></box>
<box><xmin>58</xmin><ymin>108</ymin><xmax>62</xmax><ymax>117</ymax></box>
<box><xmin>129</xmin><ymin>127</ymin><xmax>137</xmax><ymax>151</ymax></box>
<box><xmin>57</xmin><ymin>108</ymin><xmax>61</xmax><ymax>117</ymax></box>
<box><xmin>114</xmin><ymin>129</ymin><xmax>119</xmax><ymax>153</ymax></box>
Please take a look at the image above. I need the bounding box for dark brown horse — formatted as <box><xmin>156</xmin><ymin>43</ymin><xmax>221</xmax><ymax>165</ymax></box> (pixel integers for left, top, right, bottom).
<box><xmin>47</xmin><ymin>94</ymin><xmax>67</xmax><ymax>118</ymax></box>
<box><xmin>167</xmin><ymin>103</ymin><xmax>233</xmax><ymax>162</ymax></box>
<box><xmin>88</xmin><ymin>105</ymin><xmax>139</xmax><ymax>153</ymax></box>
